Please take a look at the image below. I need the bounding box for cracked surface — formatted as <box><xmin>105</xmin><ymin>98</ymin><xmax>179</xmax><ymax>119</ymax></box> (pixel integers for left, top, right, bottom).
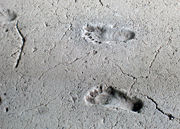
<box><xmin>14</xmin><ymin>21</ymin><xmax>26</xmax><ymax>68</ymax></box>
<box><xmin>146</xmin><ymin>95</ymin><xmax>175</xmax><ymax>120</ymax></box>
<box><xmin>1</xmin><ymin>0</ymin><xmax>180</xmax><ymax>129</ymax></box>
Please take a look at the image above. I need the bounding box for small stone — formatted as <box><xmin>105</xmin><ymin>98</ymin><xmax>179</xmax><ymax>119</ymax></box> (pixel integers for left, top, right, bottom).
<box><xmin>32</xmin><ymin>47</ymin><xmax>37</xmax><ymax>52</ymax></box>
<box><xmin>5</xmin><ymin>107</ymin><xmax>9</xmax><ymax>112</ymax></box>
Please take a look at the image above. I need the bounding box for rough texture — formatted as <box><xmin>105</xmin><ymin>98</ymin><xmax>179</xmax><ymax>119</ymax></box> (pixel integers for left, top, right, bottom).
<box><xmin>0</xmin><ymin>0</ymin><xmax>180</xmax><ymax>129</ymax></box>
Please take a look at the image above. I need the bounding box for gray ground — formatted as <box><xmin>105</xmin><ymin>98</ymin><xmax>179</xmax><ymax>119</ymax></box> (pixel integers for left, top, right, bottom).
<box><xmin>0</xmin><ymin>0</ymin><xmax>180</xmax><ymax>129</ymax></box>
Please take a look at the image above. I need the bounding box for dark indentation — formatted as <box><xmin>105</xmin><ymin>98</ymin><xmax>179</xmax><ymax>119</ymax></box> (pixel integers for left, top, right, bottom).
<box><xmin>4</xmin><ymin>93</ymin><xmax>6</xmax><ymax>96</ymax></box>
<box><xmin>97</xmin><ymin>26</ymin><xmax>102</xmax><ymax>30</ymax></box>
<box><xmin>86</xmin><ymin>97</ymin><xmax>95</xmax><ymax>104</ymax></box>
<box><xmin>97</xmin><ymin>26</ymin><xmax>106</xmax><ymax>33</ymax></box>
<box><xmin>107</xmin><ymin>87</ymin><xmax>128</xmax><ymax>100</ymax></box>
<box><xmin>7</xmin><ymin>9</ymin><xmax>17</xmax><ymax>21</ymax></box>
<box><xmin>105</xmin><ymin>86</ymin><xmax>115</xmax><ymax>96</ymax></box>
<box><xmin>90</xmin><ymin>92</ymin><xmax>94</xmax><ymax>97</ymax></box>
<box><xmin>92</xmin><ymin>39</ymin><xmax>94</xmax><ymax>41</ymax></box>
<box><xmin>126</xmin><ymin>31</ymin><xmax>135</xmax><ymax>40</ymax></box>
<box><xmin>95</xmin><ymin>41</ymin><xmax>98</xmax><ymax>43</ymax></box>
<box><xmin>118</xmin><ymin>91</ymin><xmax>128</xmax><ymax>100</ymax></box>
<box><xmin>44</xmin><ymin>22</ymin><xmax>49</xmax><ymax>27</ymax></box>
<box><xmin>123</xmin><ymin>30</ymin><xmax>135</xmax><ymax>41</ymax></box>
<box><xmin>96</xmin><ymin>26</ymin><xmax>104</xmax><ymax>32</ymax></box>
<box><xmin>85</xmin><ymin>33</ymin><xmax>90</xmax><ymax>36</ymax></box>
<box><xmin>132</xmin><ymin>99</ymin><xmax>143</xmax><ymax>113</ymax></box>
<box><xmin>104</xmin><ymin>86</ymin><xmax>143</xmax><ymax>112</ymax></box>
<box><xmin>5</xmin><ymin>107</ymin><xmax>9</xmax><ymax>112</ymax></box>
<box><xmin>167</xmin><ymin>114</ymin><xmax>175</xmax><ymax>120</ymax></box>
<box><xmin>5</xmin><ymin>29</ymin><xmax>8</xmax><ymax>32</ymax></box>
<box><xmin>94</xmin><ymin>90</ymin><xmax>98</xmax><ymax>96</ymax></box>
<box><xmin>93</xmin><ymin>50</ymin><xmax>98</xmax><ymax>55</ymax></box>
<box><xmin>99</xmin><ymin>85</ymin><xmax>103</xmax><ymax>93</ymax></box>
<box><xmin>0</xmin><ymin>96</ymin><xmax>2</xmax><ymax>105</ymax></box>
<box><xmin>98</xmin><ymin>42</ymin><xmax>102</xmax><ymax>44</ymax></box>
<box><xmin>90</xmin><ymin>90</ymin><xmax>98</xmax><ymax>97</ymax></box>
<box><xmin>84</xmin><ymin>25</ymin><xmax>94</xmax><ymax>32</ymax></box>
<box><xmin>89</xmin><ymin>36</ymin><xmax>92</xmax><ymax>39</ymax></box>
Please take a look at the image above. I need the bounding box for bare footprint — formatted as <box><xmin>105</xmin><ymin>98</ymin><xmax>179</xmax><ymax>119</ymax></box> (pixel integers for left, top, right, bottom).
<box><xmin>82</xmin><ymin>24</ymin><xmax>135</xmax><ymax>44</ymax></box>
<box><xmin>84</xmin><ymin>85</ymin><xmax>143</xmax><ymax>113</ymax></box>
<box><xmin>0</xmin><ymin>6</ymin><xmax>17</xmax><ymax>24</ymax></box>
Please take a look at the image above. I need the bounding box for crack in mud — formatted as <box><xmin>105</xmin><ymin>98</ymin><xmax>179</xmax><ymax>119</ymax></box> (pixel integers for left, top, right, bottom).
<box><xmin>14</xmin><ymin>21</ymin><xmax>26</xmax><ymax>68</ymax></box>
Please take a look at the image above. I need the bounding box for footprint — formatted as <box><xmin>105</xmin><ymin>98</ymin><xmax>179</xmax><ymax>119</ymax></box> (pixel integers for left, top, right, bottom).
<box><xmin>38</xmin><ymin>106</ymin><xmax>49</xmax><ymax>115</ymax></box>
<box><xmin>82</xmin><ymin>24</ymin><xmax>135</xmax><ymax>44</ymax></box>
<box><xmin>84</xmin><ymin>85</ymin><xmax>143</xmax><ymax>113</ymax></box>
<box><xmin>0</xmin><ymin>7</ymin><xmax>17</xmax><ymax>23</ymax></box>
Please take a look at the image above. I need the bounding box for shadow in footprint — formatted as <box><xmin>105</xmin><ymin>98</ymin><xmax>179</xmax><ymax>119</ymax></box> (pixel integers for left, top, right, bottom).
<box><xmin>82</xmin><ymin>24</ymin><xmax>135</xmax><ymax>44</ymax></box>
<box><xmin>84</xmin><ymin>86</ymin><xmax>143</xmax><ymax>113</ymax></box>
